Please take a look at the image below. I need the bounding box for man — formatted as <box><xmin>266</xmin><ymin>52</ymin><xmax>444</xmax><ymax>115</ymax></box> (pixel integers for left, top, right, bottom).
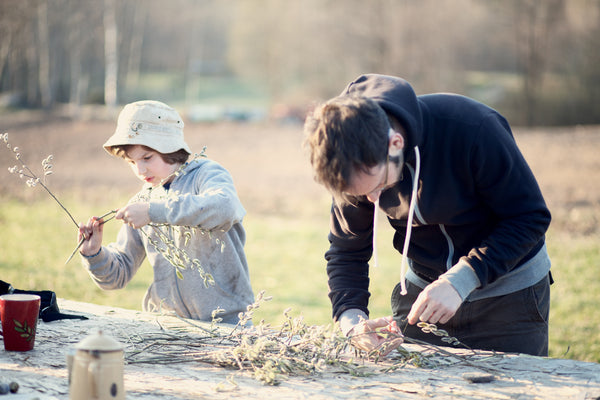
<box><xmin>303</xmin><ymin>74</ymin><xmax>552</xmax><ymax>356</ymax></box>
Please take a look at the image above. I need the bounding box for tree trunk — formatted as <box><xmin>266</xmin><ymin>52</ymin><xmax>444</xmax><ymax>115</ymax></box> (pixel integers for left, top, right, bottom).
<box><xmin>125</xmin><ymin>0</ymin><xmax>146</xmax><ymax>91</ymax></box>
<box><xmin>104</xmin><ymin>0</ymin><xmax>118</xmax><ymax>107</ymax></box>
<box><xmin>37</xmin><ymin>0</ymin><xmax>52</xmax><ymax>108</ymax></box>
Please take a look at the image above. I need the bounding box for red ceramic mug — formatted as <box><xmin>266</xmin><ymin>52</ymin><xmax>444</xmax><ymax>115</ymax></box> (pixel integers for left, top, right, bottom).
<box><xmin>0</xmin><ymin>294</ymin><xmax>41</xmax><ymax>351</ymax></box>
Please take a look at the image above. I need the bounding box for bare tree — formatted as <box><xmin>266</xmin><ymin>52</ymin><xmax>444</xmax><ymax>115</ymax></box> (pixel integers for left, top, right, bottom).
<box><xmin>124</xmin><ymin>0</ymin><xmax>147</xmax><ymax>91</ymax></box>
<box><xmin>37</xmin><ymin>0</ymin><xmax>52</xmax><ymax>108</ymax></box>
<box><xmin>104</xmin><ymin>0</ymin><xmax>118</xmax><ymax>107</ymax></box>
<box><xmin>508</xmin><ymin>0</ymin><xmax>566</xmax><ymax>125</ymax></box>
<box><xmin>67</xmin><ymin>6</ymin><xmax>87</xmax><ymax>109</ymax></box>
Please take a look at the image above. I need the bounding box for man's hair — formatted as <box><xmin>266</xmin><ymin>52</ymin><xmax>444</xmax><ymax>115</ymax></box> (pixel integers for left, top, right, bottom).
<box><xmin>303</xmin><ymin>95</ymin><xmax>390</xmax><ymax>195</ymax></box>
<box><xmin>107</xmin><ymin>145</ymin><xmax>190</xmax><ymax>165</ymax></box>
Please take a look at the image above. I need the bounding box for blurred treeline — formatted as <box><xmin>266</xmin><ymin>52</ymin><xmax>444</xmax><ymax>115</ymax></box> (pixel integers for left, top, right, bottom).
<box><xmin>1</xmin><ymin>0</ymin><xmax>599</xmax><ymax>126</ymax></box>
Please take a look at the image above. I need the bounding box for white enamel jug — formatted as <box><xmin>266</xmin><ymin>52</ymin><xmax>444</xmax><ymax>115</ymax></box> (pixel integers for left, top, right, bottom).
<box><xmin>69</xmin><ymin>330</ymin><xmax>125</xmax><ymax>400</ymax></box>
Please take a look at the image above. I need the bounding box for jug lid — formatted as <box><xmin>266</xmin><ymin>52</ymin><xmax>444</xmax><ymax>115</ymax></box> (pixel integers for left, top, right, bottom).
<box><xmin>75</xmin><ymin>330</ymin><xmax>123</xmax><ymax>351</ymax></box>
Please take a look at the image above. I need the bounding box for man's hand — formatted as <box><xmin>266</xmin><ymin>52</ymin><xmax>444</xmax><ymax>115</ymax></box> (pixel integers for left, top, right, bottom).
<box><xmin>348</xmin><ymin>316</ymin><xmax>404</xmax><ymax>356</ymax></box>
<box><xmin>115</xmin><ymin>203</ymin><xmax>150</xmax><ymax>229</ymax></box>
<box><xmin>407</xmin><ymin>278</ymin><xmax>462</xmax><ymax>325</ymax></box>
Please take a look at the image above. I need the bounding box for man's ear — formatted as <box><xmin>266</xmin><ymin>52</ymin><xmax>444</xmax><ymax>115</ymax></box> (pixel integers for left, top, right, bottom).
<box><xmin>388</xmin><ymin>130</ymin><xmax>405</xmax><ymax>157</ymax></box>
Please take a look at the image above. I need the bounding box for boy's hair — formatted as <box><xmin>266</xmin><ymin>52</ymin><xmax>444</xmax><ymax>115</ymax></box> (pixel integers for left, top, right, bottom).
<box><xmin>108</xmin><ymin>145</ymin><xmax>190</xmax><ymax>165</ymax></box>
<box><xmin>303</xmin><ymin>95</ymin><xmax>390</xmax><ymax>195</ymax></box>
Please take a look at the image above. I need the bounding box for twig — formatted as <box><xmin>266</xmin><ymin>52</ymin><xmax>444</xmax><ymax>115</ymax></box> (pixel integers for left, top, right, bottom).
<box><xmin>64</xmin><ymin>210</ymin><xmax>117</xmax><ymax>264</ymax></box>
<box><xmin>401</xmin><ymin>336</ymin><xmax>506</xmax><ymax>376</ymax></box>
<box><xmin>175</xmin><ymin>315</ymin><xmax>221</xmax><ymax>337</ymax></box>
<box><xmin>2</xmin><ymin>134</ymin><xmax>77</xmax><ymax>228</ymax></box>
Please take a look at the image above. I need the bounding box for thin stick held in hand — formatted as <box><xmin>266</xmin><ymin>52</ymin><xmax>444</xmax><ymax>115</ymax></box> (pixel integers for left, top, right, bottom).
<box><xmin>65</xmin><ymin>210</ymin><xmax>117</xmax><ymax>264</ymax></box>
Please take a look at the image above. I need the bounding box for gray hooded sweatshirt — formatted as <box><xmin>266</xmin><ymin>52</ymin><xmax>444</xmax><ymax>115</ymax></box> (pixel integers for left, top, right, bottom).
<box><xmin>81</xmin><ymin>158</ymin><xmax>254</xmax><ymax>324</ymax></box>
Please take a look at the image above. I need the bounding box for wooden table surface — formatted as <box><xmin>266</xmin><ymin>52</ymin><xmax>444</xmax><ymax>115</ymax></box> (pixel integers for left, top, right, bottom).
<box><xmin>1</xmin><ymin>299</ymin><xmax>599</xmax><ymax>400</ymax></box>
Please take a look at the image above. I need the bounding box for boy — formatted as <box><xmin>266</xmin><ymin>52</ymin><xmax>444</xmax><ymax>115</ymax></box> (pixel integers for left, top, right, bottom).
<box><xmin>78</xmin><ymin>100</ymin><xmax>254</xmax><ymax>323</ymax></box>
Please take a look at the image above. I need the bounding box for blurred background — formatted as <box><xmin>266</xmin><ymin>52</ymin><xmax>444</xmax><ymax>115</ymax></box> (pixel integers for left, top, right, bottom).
<box><xmin>1</xmin><ymin>0</ymin><xmax>599</xmax><ymax>126</ymax></box>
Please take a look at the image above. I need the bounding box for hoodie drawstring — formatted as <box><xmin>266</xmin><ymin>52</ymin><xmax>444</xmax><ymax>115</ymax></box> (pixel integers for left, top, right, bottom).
<box><xmin>371</xmin><ymin>147</ymin><xmax>421</xmax><ymax>295</ymax></box>
<box><xmin>372</xmin><ymin>197</ymin><xmax>381</xmax><ymax>268</ymax></box>
<box><xmin>399</xmin><ymin>146</ymin><xmax>421</xmax><ymax>295</ymax></box>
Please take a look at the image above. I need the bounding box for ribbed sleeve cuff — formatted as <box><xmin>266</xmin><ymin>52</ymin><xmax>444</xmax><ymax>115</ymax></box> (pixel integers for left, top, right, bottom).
<box><xmin>440</xmin><ymin>259</ymin><xmax>481</xmax><ymax>301</ymax></box>
<box><xmin>338</xmin><ymin>308</ymin><xmax>369</xmax><ymax>336</ymax></box>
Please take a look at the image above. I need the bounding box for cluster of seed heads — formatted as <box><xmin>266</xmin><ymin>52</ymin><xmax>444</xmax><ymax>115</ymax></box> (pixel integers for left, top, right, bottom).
<box><xmin>41</xmin><ymin>155</ymin><xmax>54</xmax><ymax>176</ymax></box>
<box><xmin>417</xmin><ymin>321</ymin><xmax>462</xmax><ymax>346</ymax></box>
<box><xmin>126</xmin><ymin>290</ymin><xmax>498</xmax><ymax>386</ymax></box>
<box><xmin>3</xmin><ymin>133</ymin><xmax>54</xmax><ymax>188</ymax></box>
<box><xmin>142</xmin><ymin>224</ymin><xmax>215</xmax><ymax>285</ymax></box>
<box><xmin>3</xmin><ymin>132</ymin><xmax>80</xmax><ymax>228</ymax></box>
<box><xmin>214</xmin><ymin>301</ymin><xmax>353</xmax><ymax>385</ymax></box>
<box><xmin>127</xmin><ymin>290</ymin><xmax>441</xmax><ymax>386</ymax></box>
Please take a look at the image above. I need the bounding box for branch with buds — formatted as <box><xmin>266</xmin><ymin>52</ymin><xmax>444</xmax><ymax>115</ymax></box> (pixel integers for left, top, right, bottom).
<box><xmin>3</xmin><ymin>132</ymin><xmax>78</xmax><ymax>228</ymax></box>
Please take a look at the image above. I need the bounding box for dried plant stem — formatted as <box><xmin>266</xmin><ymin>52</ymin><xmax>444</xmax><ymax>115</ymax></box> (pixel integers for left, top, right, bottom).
<box><xmin>15</xmin><ymin>155</ymin><xmax>79</xmax><ymax>229</ymax></box>
<box><xmin>401</xmin><ymin>336</ymin><xmax>505</xmax><ymax>376</ymax></box>
<box><xmin>3</xmin><ymin>132</ymin><xmax>80</xmax><ymax>229</ymax></box>
<box><xmin>175</xmin><ymin>315</ymin><xmax>221</xmax><ymax>337</ymax></box>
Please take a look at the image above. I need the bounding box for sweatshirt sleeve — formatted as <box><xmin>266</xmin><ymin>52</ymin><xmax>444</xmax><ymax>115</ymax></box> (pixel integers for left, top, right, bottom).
<box><xmin>325</xmin><ymin>198</ymin><xmax>376</xmax><ymax>321</ymax></box>
<box><xmin>81</xmin><ymin>224</ymin><xmax>147</xmax><ymax>290</ymax></box>
<box><xmin>148</xmin><ymin>160</ymin><xmax>245</xmax><ymax>232</ymax></box>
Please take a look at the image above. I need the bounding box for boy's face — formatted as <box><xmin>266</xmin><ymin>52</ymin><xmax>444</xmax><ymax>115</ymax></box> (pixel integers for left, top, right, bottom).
<box><xmin>124</xmin><ymin>145</ymin><xmax>181</xmax><ymax>187</ymax></box>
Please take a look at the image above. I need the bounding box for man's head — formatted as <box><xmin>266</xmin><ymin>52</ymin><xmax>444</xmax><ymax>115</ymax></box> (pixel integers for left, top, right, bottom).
<box><xmin>103</xmin><ymin>100</ymin><xmax>192</xmax><ymax>156</ymax></box>
<box><xmin>303</xmin><ymin>95</ymin><xmax>404</xmax><ymax>201</ymax></box>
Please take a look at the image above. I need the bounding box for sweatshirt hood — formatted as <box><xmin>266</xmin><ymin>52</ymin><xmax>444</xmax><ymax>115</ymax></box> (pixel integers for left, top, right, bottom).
<box><xmin>342</xmin><ymin>74</ymin><xmax>423</xmax><ymax>296</ymax></box>
<box><xmin>341</xmin><ymin>74</ymin><xmax>423</xmax><ymax>156</ymax></box>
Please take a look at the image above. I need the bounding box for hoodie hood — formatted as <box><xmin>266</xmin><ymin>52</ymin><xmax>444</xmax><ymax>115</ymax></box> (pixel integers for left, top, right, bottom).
<box><xmin>341</xmin><ymin>74</ymin><xmax>423</xmax><ymax>157</ymax></box>
<box><xmin>341</xmin><ymin>74</ymin><xmax>423</xmax><ymax>296</ymax></box>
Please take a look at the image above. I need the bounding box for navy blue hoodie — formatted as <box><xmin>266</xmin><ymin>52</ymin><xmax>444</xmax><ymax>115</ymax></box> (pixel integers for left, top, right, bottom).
<box><xmin>326</xmin><ymin>74</ymin><xmax>551</xmax><ymax>321</ymax></box>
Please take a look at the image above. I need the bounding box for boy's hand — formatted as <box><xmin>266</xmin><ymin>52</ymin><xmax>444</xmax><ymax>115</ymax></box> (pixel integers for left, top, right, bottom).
<box><xmin>116</xmin><ymin>203</ymin><xmax>150</xmax><ymax>229</ymax></box>
<box><xmin>78</xmin><ymin>217</ymin><xmax>104</xmax><ymax>256</ymax></box>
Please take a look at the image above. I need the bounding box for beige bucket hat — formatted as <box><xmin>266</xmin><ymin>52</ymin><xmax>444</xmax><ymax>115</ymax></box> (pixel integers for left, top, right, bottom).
<box><xmin>103</xmin><ymin>100</ymin><xmax>191</xmax><ymax>154</ymax></box>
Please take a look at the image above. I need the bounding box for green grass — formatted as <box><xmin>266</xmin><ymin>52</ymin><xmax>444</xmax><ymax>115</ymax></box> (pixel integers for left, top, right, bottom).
<box><xmin>243</xmin><ymin>213</ymin><xmax>399</xmax><ymax>326</ymax></box>
<box><xmin>546</xmin><ymin>236</ymin><xmax>600</xmax><ymax>361</ymax></box>
<box><xmin>1</xmin><ymin>195</ymin><xmax>599</xmax><ymax>363</ymax></box>
<box><xmin>0</xmin><ymin>196</ymin><xmax>154</xmax><ymax>307</ymax></box>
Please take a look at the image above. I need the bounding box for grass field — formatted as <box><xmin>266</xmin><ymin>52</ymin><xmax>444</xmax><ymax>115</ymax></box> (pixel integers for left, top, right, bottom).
<box><xmin>1</xmin><ymin>111</ymin><xmax>599</xmax><ymax>362</ymax></box>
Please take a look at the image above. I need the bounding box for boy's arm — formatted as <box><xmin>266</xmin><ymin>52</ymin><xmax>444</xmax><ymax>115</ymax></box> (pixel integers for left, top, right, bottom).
<box><xmin>81</xmin><ymin>225</ymin><xmax>146</xmax><ymax>290</ymax></box>
<box><xmin>326</xmin><ymin>198</ymin><xmax>375</xmax><ymax>322</ymax></box>
<box><xmin>148</xmin><ymin>161</ymin><xmax>245</xmax><ymax>231</ymax></box>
